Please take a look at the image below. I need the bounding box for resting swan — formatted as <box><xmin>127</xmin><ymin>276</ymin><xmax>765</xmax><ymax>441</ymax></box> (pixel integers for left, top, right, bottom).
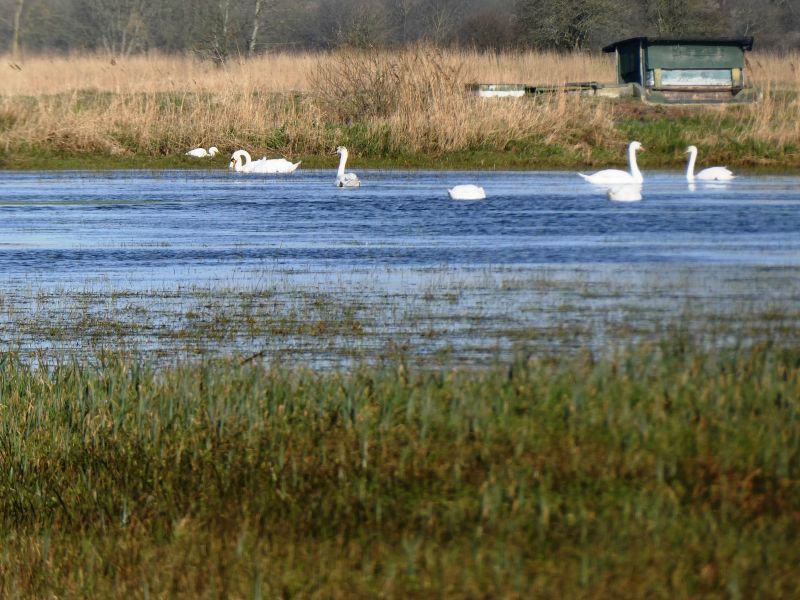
<box><xmin>685</xmin><ymin>145</ymin><xmax>734</xmax><ymax>181</ymax></box>
<box><xmin>186</xmin><ymin>146</ymin><xmax>219</xmax><ymax>158</ymax></box>
<box><xmin>606</xmin><ymin>184</ymin><xmax>642</xmax><ymax>202</ymax></box>
<box><xmin>579</xmin><ymin>141</ymin><xmax>645</xmax><ymax>185</ymax></box>
<box><xmin>229</xmin><ymin>150</ymin><xmax>301</xmax><ymax>174</ymax></box>
<box><xmin>335</xmin><ymin>146</ymin><xmax>360</xmax><ymax>187</ymax></box>
<box><xmin>448</xmin><ymin>184</ymin><xmax>486</xmax><ymax>200</ymax></box>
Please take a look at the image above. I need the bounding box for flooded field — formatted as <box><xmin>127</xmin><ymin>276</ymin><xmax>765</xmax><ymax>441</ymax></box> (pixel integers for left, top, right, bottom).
<box><xmin>1</xmin><ymin>168</ymin><xmax>799</xmax><ymax>365</ymax></box>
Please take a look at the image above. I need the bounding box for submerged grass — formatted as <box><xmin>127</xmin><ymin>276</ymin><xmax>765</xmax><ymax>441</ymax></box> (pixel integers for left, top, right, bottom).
<box><xmin>0</xmin><ymin>340</ymin><xmax>798</xmax><ymax>597</ymax></box>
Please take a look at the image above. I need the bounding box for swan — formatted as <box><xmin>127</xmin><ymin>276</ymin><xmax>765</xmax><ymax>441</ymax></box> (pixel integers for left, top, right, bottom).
<box><xmin>685</xmin><ymin>145</ymin><xmax>734</xmax><ymax>181</ymax></box>
<box><xmin>186</xmin><ymin>146</ymin><xmax>219</xmax><ymax>158</ymax></box>
<box><xmin>607</xmin><ymin>184</ymin><xmax>642</xmax><ymax>202</ymax></box>
<box><xmin>448</xmin><ymin>184</ymin><xmax>486</xmax><ymax>200</ymax></box>
<box><xmin>335</xmin><ymin>146</ymin><xmax>360</xmax><ymax>187</ymax></box>
<box><xmin>579</xmin><ymin>141</ymin><xmax>645</xmax><ymax>185</ymax></box>
<box><xmin>229</xmin><ymin>150</ymin><xmax>301</xmax><ymax>174</ymax></box>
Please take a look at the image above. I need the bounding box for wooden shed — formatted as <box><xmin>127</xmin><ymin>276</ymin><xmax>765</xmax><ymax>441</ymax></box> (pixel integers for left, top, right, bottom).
<box><xmin>602</xmin><ymin>37</ymin><xmax>756</xmax><ymax>103</ymax></box>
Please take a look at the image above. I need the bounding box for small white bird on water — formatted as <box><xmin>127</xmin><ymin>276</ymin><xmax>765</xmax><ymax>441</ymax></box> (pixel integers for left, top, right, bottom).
<box><xmin>186</xmin><ymin>146</ymin><xmax>219</xmax><ymax>158</ymax></box>
<box><xmin>578</xmin><ymin>141</ymin><xmax>645</xmax><ymax>185</ymax></box>
<box><xmin>685</xmin><ymin>145</ymin><xmax>734</xmax><ymax>181</ymax></box>
<box><xmin>448</xmin><ymin>184</ymin><xmax>486</xmax><ymax>200</ymax></box>
<box><xmin>229</xmin><ymin>150</ymin><xmax>301</xmax><ymax>174</ymax></box>
<box><xmin>335</xmin><ymin>146</ymin><xmax>360</xmax><ymax>187</ymax></box>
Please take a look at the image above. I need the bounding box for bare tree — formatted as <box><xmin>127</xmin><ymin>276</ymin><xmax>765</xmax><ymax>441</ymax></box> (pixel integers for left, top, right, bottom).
<box><xmin>393</xmin><ymin>0</ymin><xmax>423</xmax><ymax>43</ymax></box>
<box><xmin>423</xmin><ymin>0</ymin><xmax>464</xmax><ymax>45</ymax></box>
<box><xmin>515</xmin><ymin>0</ymin><xmax>620</xmax><ymax>50</ymax></box>
<box><xmin>642</xmin><ymin>0</ymin><xmax>723</xmax><ymax>36</ymax></box>
<box><xmin>11</xmin><ymin>0</ymin><xmax>24</xmax><ymax>57</ymax></box>
<box><xmin>73</xmin><ymin>0</ymin><xmax>153</xmax><ymax>56</ymax></box>
<box><xmin>248</xmin><ymin>0</ymin><xmax>264</xmax><ymax>56</ymax></box>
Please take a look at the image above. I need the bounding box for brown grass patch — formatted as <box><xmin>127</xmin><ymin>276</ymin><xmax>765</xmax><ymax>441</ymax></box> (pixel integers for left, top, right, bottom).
<box><xmin>0</xmin><ymin>48</ymin><xmax>798</xmax><ymax>161</ymax></box>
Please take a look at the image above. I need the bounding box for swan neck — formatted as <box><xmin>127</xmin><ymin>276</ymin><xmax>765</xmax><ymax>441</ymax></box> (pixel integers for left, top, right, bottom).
<box><xmin>686</xmin><ymin>149</ymin><xmax>697</xmax><ymax>181</ymax></box>
<box><xmin>232</xmin><ymin>150</ymin><xmax>251</xmax><ymax>171</ymax></box>
<box><xmin>628</xmin><ymin>145</ymin><xmax>642</xmax><ymax>182</ymax></box>
<box><xmin>337</xmin><ymin>151</ymin><xmax>348</xmax><ymax>177</ymax></box>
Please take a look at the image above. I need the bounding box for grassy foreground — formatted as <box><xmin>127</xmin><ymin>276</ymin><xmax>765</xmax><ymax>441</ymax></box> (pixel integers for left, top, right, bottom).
<box><xmin>2</xmin><ymin>48</ymin><xmax>800</xmax><ymax>171</ymax></box>
<box><xmin>1</xmin><ymin>340</ymin><xmax>798</xmax><ymax>598</ymax></box>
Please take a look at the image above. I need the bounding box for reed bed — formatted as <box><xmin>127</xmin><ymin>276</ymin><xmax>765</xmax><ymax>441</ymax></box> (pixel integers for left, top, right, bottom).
<box><xmin>0</xmin><ymin>48</ymin><xmax>799</xmax><ymax>167</ymax></box>
<box><xmin>0</xmin><ymin>49</ymin><xmax>617</xmax><ymax>96</ymax></box>
<box><xmin>0</xmin><ymin>340</ymin><xmax>798</xmax><ymax>597</ymax></box>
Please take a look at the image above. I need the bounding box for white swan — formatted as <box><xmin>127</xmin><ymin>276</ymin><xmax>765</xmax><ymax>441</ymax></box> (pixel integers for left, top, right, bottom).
<box><xmin>579</xmin><ymin>141</ymin><xmax>645</xmax><ymax>185</ymax></box>
<box><xmin>229</xmin><ymin>150</ymin><xmax>301</xmax><ymax>174</ymax></box>
<box><xmin>335</xmin><ymin>146</ymin><xmax>360</xmax><ymax>187</ymax></box>
<box><xmin>607</xmin><ymin>184</ymin><xmax>642</xmax><ymax>202</ymax></box>
<box><xmin>685</xmin><ymin>145</ymin><xmax>734</xmax><ymax>181</ymax></box>
<box><xmin>186</xmin><ymin>146</ymin><xmax>219</xmax><ymax>158</ymax></box>
<box><xmin>448</xmin><ymin>184</ymin><xmax>486</xmax><ymax>200</ymax></box>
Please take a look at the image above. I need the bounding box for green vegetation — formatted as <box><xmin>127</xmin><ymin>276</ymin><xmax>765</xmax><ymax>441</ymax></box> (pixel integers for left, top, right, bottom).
<box><xmin>2</xmin><ymin>99</ymin><xmax>799</xmax><ymax>172</ymax></box>
<box><xmin>0</xmin><ymin>339</ymin><xmax>798</xmax><ymax>598</ymax></box>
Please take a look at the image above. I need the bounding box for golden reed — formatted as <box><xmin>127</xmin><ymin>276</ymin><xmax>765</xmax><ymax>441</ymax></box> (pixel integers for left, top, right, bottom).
<box><xmin>0</xmin><ymin>48</ymin><xmax>798</xmax><ymax>159</ymax></box>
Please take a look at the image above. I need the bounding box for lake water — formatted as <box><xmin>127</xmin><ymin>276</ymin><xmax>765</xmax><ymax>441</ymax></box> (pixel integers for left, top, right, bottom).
<box><xmin>1</xmin><ymin>169</ymin><xmax>799</xmax><ymax>363</ymax></box>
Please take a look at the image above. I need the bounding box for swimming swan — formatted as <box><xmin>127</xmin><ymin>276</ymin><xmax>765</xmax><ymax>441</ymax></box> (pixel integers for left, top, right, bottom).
<box><xmin>685</xmin><ymin>145</ymin><xmax>734</xmax><ymax>181</ymax></box>
<box><xmin>335</xmin><ymin>146</ymin><xmax>360</xmax><ymax>187</ymax></box>
<box><xmin>579</xmin><ymin>141</ymin><xmax>645</xmax><ymax>185</ymax></box>
<box><xmin>186</xmin><ymin>146</ymin><xmax>219</xmax><ymax>158</ymax></box>
<box><xmin>448</xmin><ymin>184</ymin><xmax>486</xmax><ymax>200</ymax></box>
<box><xmin>606</xmin><ymin>184</ymin><xmax>642</xmax><ymax>202</ymax></box>
<box><xmin>229</xmin><ymin>150</ymin><xmax>301</xmax><ymax>174</ymax></box>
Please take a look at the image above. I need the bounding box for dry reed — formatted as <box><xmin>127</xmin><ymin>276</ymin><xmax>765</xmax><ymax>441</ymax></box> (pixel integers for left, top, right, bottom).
<box><xmin>0</xmin><ymin>48</ymin><xmax>798</xmax><ymax>163</ymax></box>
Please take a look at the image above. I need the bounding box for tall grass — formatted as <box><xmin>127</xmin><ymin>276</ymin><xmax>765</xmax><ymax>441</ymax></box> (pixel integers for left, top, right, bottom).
<box><xmin>1</xmin><ymin>48</ymin><xmax>799</xmax><ymax>166</ymax></box>
<box><xmin>0</xmin><ymin>340</ymin><xmax>798</xmax><ymax>597</ymax></box>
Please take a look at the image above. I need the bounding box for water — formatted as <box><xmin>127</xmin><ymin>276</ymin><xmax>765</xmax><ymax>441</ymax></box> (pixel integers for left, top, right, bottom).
<box><xmin>1</xmin><ymin>169</ymin><xmax>799</xmax><ymax>363</ymax></box>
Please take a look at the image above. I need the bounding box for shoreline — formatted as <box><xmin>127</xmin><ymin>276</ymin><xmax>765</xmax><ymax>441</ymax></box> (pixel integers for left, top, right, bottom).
<box><xmin>2</xmin><ymin>147</ymin><xmax>799</xmax><ymax>173</ymax></box>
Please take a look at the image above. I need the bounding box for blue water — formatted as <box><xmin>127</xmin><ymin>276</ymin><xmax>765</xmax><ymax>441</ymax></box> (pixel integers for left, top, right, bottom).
<box><xmin>1</xmin><ymin>169</ymin><xmax>799</xmax><ymax>287</ymax></box>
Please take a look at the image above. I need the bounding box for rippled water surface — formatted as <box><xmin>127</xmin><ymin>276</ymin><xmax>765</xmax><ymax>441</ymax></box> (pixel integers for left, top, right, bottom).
<box><xmin>1</xmin><ymin>169</ymin><xmax>799</xmax><ymax>363</ymax></box>
<box><xmin>2</xmin><ymin>169</ymin><xmax>799</xmax><ymax>280</ymax></box>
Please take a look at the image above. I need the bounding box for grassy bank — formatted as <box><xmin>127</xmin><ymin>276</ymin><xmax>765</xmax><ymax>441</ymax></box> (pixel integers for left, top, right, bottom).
<box><xmin>1</xmin><ymin>48</ymin><xmax>800</xmax><ymax>171</ymax></box>
<box><xmin>0</xmin><ymin>339</ymin><xmax>798</xmax><ymax>597</ymax></box>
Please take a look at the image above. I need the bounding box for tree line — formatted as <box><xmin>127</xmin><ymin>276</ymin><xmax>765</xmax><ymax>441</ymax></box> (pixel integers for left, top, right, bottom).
<box><xmin>1</xmin><ymin>0</ymin><xmax>798</xmax><ymax>59</ymax></box>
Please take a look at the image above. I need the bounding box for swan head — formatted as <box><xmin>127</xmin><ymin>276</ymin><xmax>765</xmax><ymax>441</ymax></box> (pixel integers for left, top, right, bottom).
<box><xmin>629</xmin><ymin>141</ymin><xmax>645</xmax><ymax>153</ymax></box>
<box><xmin>336</xmin><ymin>146</ymin><xmax>348</xmax><ymax>156</ymax></box>
<box><xmin>685</xmin><ymin>145</ymin><xmax>698</xmax><ymax>155</ymax></box>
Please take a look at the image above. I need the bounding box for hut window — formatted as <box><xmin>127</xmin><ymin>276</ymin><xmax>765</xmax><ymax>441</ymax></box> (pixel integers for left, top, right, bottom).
<box><xmin>660</xmin><ymin>69</ymin><xmax>733</xmax><ymax>87</ymax></box>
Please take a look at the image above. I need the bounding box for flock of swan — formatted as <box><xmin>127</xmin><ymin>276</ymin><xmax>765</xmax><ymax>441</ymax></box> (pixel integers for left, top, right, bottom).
<box><xmin>578</xmin><ymin>141</ymin><xmax>735</xmax><ymax>202</ymax></box>
<box><xmin>187</xmin><ymin>144</ymin><xmax>481</xmax><ymax>197</ymax></box>
<box><xmin>185</xmin><ymin>140</ymin><xmax>731</xmax><ymax>202</ymax></box>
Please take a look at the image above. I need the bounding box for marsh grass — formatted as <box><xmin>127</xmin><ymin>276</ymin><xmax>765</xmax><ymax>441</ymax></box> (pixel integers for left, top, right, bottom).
<box><xmin>4</xmin><ymin>265</ymin><xmax>800</xmax><ymax>368</ymax></box>
<box><xmin>1</xmin><ymin>48</ymin><xmax>799</xmax><ymax>169</ymax></box>
<box><xmin>0</xmin><ymin>339</ymin><xmax>798</xmax><ymax>597</ymax></box>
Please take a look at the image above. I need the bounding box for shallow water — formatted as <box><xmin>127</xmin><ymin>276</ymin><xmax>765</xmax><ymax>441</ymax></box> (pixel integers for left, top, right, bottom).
<box><xmin>1</xmin><ymin>169</ymin><xmax>799</xmax><ymax>364</ymax></box>
<box><xmin>2</xmin><ymin>169</ymin><xmax>799</xmax><ymax>283</ymax></box>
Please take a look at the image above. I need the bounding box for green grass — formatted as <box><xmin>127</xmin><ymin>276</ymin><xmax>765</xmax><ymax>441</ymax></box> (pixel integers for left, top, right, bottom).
<box><xmin>0</xmin><ymin>339</ymin><xmax>798</xmax><ymax>598</ymax></box>
<box><xmin>3</xmin><ymin>97</ymin><xmax>800</xmax><ymax>171</ymax></box>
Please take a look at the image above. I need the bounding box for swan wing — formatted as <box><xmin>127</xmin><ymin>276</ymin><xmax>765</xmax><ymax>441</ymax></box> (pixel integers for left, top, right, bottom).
<box><xmin>607</xmin><ymin>185</ymin><xmax>642</xmax><ymax>202</ymax></box>
<box><xmin>186</xmin><ymin>148</ymin><xmax>207</xmax><ymax>157</ymax></box>
<box><xmin>448</xmin><ymin>185</ymin><xmax>486</xmax><ymax>200</ymax></box>
<box><xmin>336</xmin><ymin>173</ymin><xmax>360</xmax><ymax>187</ymax></box>
<box><xmin>696</xmin><ymin>167</ymin><xmax>734</xmax><ymax>181</ymax></box>
<box><xmin>241</xmin><ymin>158</ymin><xmax>299</xmax><ymax>174</ymax></box>
<box><xmin>578</xmin><ymin>169</ymin><xmax>636</xmax><ymax>185</ymax></box>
